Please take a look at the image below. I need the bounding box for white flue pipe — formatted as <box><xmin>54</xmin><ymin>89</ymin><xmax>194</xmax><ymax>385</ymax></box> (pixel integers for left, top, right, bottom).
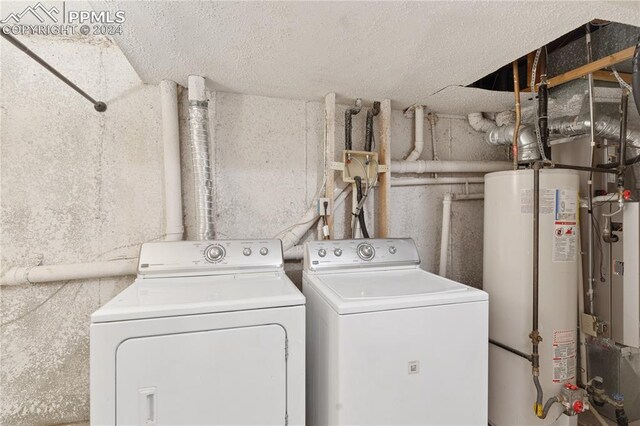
<box><xmin>392</xmin><ymin>160</ymin><xmax>510</xmax><ymax>174</ymax></box>
<box><xmin>467</xmin><ymin>113</ymin><xmax>497</xmax><ymax>133</ymax></box>
<box><xmin>392</xmin><ymin>177</ymin><xmax>484</xmax><ymax>187</ymax></box>
<box><xmin>439</xmin><ymin>193</ymin><xmax>484</xmax><ymax>277</ymax></box>
<box><xmin>405</xmin><ymin>105</ymin><xmax>424</xmax><ymax>161</ymax></box>
<box><xmin>2</xmin><ymin>259</ymin><xmax>138</xmax><ymax>286</ymax></box>
<box><xmin>160</xmin><ymin>80</ymin><xmax>184</xmax><ymax>241</ymax></box>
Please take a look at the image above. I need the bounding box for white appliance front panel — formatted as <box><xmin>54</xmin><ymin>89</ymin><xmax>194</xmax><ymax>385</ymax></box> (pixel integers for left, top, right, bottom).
<box><xmin>304</xmin><ymin>280</ymin><xmax>488</xmax><ymax>426</ymax></box>
<box><xmin>336</xmin><ymin>302</ymin><xmax>488</xmax><ymax>425</ymax></box>
<box><xmin>116</xmin><ymin>325</ymin><xmax>286</xmax><ymax>425</ymax></box>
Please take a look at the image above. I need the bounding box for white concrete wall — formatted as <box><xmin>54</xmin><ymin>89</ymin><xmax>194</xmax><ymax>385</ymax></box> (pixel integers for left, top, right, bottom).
<box><xmin>0</xmin><ymin>34</ymin><xmax>164</xmax><ymax>425</ymax></box>
<box><xmin>0</xmin><ymin>35</ymin><xmax>506</xmax><ymax>425</ymax></box>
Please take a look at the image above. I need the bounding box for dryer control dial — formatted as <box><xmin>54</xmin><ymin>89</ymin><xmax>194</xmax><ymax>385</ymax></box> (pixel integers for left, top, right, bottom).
<box><xmin>357</xmin><ymin>243</ymin><xmax>375</xmax><ymax>261</ymax></box>
<box><xmin>204</xmin><ymin>245</ymin><xmax>225</xmax><ymax>262</ymax></box>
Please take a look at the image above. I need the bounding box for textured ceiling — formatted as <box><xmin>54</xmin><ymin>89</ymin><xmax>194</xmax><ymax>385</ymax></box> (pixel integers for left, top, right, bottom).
<box><xmin>91</xmin><ymin>1</ymin><xmax>640</xmax><ymax>112</ymax></box>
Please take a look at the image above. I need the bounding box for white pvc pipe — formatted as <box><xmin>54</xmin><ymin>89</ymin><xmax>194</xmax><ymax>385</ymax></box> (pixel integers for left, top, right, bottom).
<box><xmin>439</xmin><ymin>194</ymin><xmax>453</xmax><ymax>277</ymax></box>
<box><xmin>2</xmin><ymin>259</ymin><xmax>138</xmax><ymax>286</ymax></box>
<box><xmin>276</xmin><ymin>184</ymin><xmax>350</xmax><ymax>252</ymax></box>
<box><xmin>284</xmin><ymin>245</ymin><xmax>304</xmax><ymax>260</ymax></box>
<box><xmin>405</xmin><ymin>105</ymin><xmax>424</xmax><ymax>161</ymax></box>
<box><xmin>438</xmin><ymin>193</ymin><xmax>484</xmax><ymax>277</ymax></box>
<box><xmin>467</xmin><ymin>112</ymin><xmax>497</xmax><ymax>133</ymax></box>
<box><xmin>391</xmin><ymin>160</ymin><xmax>510</xmax><ymax>174</ymax></box>
<box><xmin>392</xmin><ymin>177</ymin><xmax>484</xmax><ymax>187</ymax></box>
<box><xmin>160</xmin><ymin>80</ymin><xmax>184</xmax><ymax>241</ymax></box>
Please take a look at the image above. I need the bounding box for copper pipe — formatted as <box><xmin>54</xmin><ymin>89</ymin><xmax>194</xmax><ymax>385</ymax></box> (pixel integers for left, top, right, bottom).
<box><xmin>512</xmin><ymin>61</ymin><xmax>521</xmax><ymax>169</ymax></box>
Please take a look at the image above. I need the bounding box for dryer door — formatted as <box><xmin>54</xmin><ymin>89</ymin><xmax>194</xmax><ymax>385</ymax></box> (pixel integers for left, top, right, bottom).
<box><xmin>116</xmin><ymin>324</ymin><xmax>287</xmax><ymax>425</ymax></box>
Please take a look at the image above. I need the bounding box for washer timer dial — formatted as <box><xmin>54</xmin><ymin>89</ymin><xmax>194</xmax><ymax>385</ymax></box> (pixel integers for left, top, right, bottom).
<box><xmin>204</xmin><ymin>244</ymin><xmax>225</xmax><ymax>262</ymax></box>
<box><xmin>357</xmin><ymin>243</ymin><xmax>375</xmax><ymax>261</ymax></box>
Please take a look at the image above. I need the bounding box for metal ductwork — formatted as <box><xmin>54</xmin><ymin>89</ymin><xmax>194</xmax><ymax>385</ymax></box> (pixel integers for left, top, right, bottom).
<box><xmin>548</xmin><ymin>114</ymin><xmax>640</xmax><ymax>145</ymax></box>
<box><xmin>485</xmin><ymin>124</ymin><xmax>541</xmax><ymax>162</ymax></box>
<box><xmin>549</xmin><ymin>114</ymin><xmax>640</xmax><ymax>192</ymax></box>
<box><xmin>188</xmin><ymin>76</ymin><xmax>215</xmax><ymax>240</ymax></box>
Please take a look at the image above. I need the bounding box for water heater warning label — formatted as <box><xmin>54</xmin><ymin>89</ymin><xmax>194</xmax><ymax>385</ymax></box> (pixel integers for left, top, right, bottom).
<box><xmin>552</xmin><ymin>330</ymin><xmax>576</xmax><ymax>383</ymax></box>
<box><xmin>553</xmin><ymin>189</ymin><xmax>578</xmax><ymax>263</ymax></box>
<box><xmin>521</xmin><ymin>189</ymin><xmax>555</xmax><ymax>214</ymax></box>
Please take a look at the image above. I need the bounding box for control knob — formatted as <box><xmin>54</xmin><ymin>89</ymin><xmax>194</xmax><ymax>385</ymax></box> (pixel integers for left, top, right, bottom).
<box><xmin>357</xmin><ymin>243</ymin><xmax>375</xmax><ymax>261</ymax></box>
<box><xmin>204</xmin><ymin>245</ymin><xmax>225</xmax><ymax>262</ymax></box>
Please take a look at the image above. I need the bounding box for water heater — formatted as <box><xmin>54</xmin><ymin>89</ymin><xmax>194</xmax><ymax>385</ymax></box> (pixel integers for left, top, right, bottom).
<box><xmin>484</xmin><ymin>169</ymin><xmax>579</xmax><ymax>425</ymax></box>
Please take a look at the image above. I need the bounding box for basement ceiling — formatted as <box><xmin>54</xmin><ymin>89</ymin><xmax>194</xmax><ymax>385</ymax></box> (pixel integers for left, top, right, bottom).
<box><xmin>91</xmin><ymin>1</ymin><xmax>640</xmax><ymax>113</ymax></box>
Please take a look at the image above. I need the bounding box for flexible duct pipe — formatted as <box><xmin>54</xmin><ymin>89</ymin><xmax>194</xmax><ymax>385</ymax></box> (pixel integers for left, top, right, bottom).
<box><xmin>405</xmin><ymin>105</ymin><xmax>424</xmax><ymax>161</ymax></box>
<box><xmin>391</xmin><ymin>177</ymin><xmax>484</xmax><ymax>186</ymax></box>
<box><xmin>188</xmin><ymin>75</ymin><xmax>215</xmax><ymax>240</ymax></box>
<box><xmin>438</xmin><ymin>192</ymin><xmax>484</xmax><ymax>277</ymax></box>
<box><xmin>2</xmin><ymin>259</ymin><xmax>138</xmax><ymax>286</ymax></box>
<box><xmin>391</xmin><ymin>160</ymin><xmax>510</xmax><ymax>174</ymax></box>
<box><xmin>160</xmin><ymin>80</ymin><xmax>184</xmax><ymax>241</ymax></box>
<box><xmin>548</xmin><ymin>114</ymin><xmax>640</xmax><ymax>145</ymax></box>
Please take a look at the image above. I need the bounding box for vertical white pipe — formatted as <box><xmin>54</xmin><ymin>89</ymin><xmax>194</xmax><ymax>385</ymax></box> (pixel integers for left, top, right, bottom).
<box><xmin>406</xmin><ymin>105</ymin><xmax>424</xmax><ymax>161</ymax></box>
<box><xmin>439</xmin><ymin>193</ymin><xmax>452</xmax><ymax>277</ymax></box>
<box><xmin>160</xmin><ymin>80</ymin><xmax>184</xmax><ymax>241</ymax></box>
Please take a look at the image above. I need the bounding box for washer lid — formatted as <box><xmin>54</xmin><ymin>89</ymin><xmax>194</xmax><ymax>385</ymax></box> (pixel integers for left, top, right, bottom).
<box><xmin>306</xmin><ymin>268</ymin><xmax>487</xmax><ymax>314</ymax></box>
<box><xmin>91</xmin><ymin>272</ymin><xmax>304</xmax><ymax>323</ymax></box>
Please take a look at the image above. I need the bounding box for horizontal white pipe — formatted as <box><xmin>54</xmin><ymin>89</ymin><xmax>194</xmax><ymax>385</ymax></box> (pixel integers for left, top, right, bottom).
<box><xmin>405</xmin><ymin>105</ymin><xmax>424</xmax><ymax>161</ymax></box>
<box><xmin>391</xmin><ymin>177</ymin><xmax>484</xmax><ymax>186</ymax></box>
<box><xmin>2</xmin><ymin>259</ymin><xmax>138</xmax><ymax>286</ymax></box>
<box><xmin>391</xmin><ymin>160</ymin><xmax>510</xmax><ymax>174</ymax></box>
<box><xmin>438</xmin><ymin>192</ymin><xmax>484</xmax><ymax>277</ymax></box>
<box><xmin>160</xmin><ymin>80</ymin><xmax>184</xmax><ymax>241</ymax></box>
<box><xmin>1</xmin><ymin>245</ymin><xmax>308</xmax><ymax>286</ymax></box>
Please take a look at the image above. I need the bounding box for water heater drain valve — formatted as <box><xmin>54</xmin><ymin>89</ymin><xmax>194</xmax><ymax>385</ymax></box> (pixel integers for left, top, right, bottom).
<box><xmin>559</xmin><ymin>383</ymin><xmax>589</xmax><ymax>416</ymax></box>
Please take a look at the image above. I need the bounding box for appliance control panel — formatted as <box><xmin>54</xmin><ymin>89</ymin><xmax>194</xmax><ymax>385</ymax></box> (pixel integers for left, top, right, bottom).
<box><xmin>137</xmin><ymin>239</ymin><xmax>283</xmax><ymax>277</ymax></box>
<box><xmin>304</xmin><ymin>238</ymin><xmax>420</xmax><ymax>272</ymax></box>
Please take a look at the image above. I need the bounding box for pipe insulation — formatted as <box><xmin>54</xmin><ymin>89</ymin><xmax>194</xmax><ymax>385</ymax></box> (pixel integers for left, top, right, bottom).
<box><xmin>405</xmin><ymin>105</ymin><xmax>424</xmax><ymax>161</ymax></box>
<box><xmin>160</xmin><ymin>80</ymin><xmax>184</xmax><ymax>241</ymax></box>
<box><xmin>391</xmin><ymin>160</ymin><xmax>510</xmax><ymax>174</ymax></box>
<box><xmin>188</xmin><ymin>75</ymin><xmax>215</xmax><ymax>240</ymax></box>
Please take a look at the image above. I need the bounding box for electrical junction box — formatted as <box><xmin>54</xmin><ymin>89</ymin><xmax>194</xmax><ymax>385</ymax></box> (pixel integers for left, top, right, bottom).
<box><xmin>342</xmin><ymin>150</ymin><xmax>378</xmax><ymax>185</ymax></box>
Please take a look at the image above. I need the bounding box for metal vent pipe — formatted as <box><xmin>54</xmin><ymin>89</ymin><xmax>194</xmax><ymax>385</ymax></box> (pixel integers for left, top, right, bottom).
<box><xmin>188</xmin><ymin>75</ymin><xmax>215</xmax><ymax>240</ymax></box>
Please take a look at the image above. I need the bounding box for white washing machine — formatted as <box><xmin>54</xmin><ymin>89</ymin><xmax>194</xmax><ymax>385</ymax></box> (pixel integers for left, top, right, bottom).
<box><xmin>90</xmin><ymin>239</ymin><xmax>304</xmax><ymax>426</ymax></box>
<box><xmin>303</xmin><ymin>238</ymin><xmax>488</xmax><ymax>425</ymax></box>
